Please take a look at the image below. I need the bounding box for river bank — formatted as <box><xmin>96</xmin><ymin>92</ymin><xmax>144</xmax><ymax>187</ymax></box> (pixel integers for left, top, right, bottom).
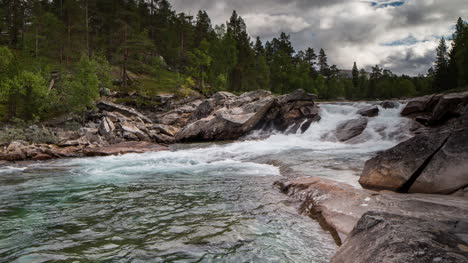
<box><xmin>1</xmin><ymin>90</ymin><xmax>467</xmax><ymax>262</ymax></box>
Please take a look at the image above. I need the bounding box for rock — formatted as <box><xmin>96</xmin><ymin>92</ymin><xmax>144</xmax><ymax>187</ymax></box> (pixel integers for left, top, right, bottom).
<box><xmin>189</xmin><ymin>99</ymin><xmax>215</xmax><ymax>122</ymax></box>
<box><xmin>83</xmin><ymin>141</ymin><xmax>168</xmax><ymax>156</ymax></box>
<box><xmin>31</xmin><ymin>153</ymin><xmax>53</xmax><ymax>161</ymax></box>
<box><xmin>98</xmin><ymin>117</ymin><xmax>115</xmax><ymax>136</ymax></box>
<box><xmin>239</xmin><ymin>90</ymin><xmax>272</xmax><ymax>100</ymax></box>
<box><xmin>96</xmin><ymin>101</ymin><xmax>152</xmax><ymax>123</ymax></box>
<box><xmin>381</xmin><ymin>100</ymin><xmax>398</xmax><ymax>109</ymax></box>
<box><xmin>119</xmin><ymin>121</ymin><xmax>149</xmax><ymax>141</ymax></box>
<box><xmin>278</xmin><ymin>89</ymin><xmax>317</xmax><ymax>104</ymax></box>
<box><xmin>336</xmin><ymin>118</ymin><xmax>368</xmax><ymax>142</ymax></box>
<box><xmin>150</xmin><ymin>132</ymin><xmax>176</xmax><ymax>144</ymax></box>
<box><xmin>212</xmin><ymin>91</ymin><xmax>236</xmax><ymax>104</ymax></box>
<box><xmin>151</xmin><ymin>124</ymin><xmax>178</xmax><ymax>137</ymax></box>
<box><xmin>176</xmin><ymin>97</ymin><xmax>276</xmax><ymax>142</ymax></box>
<box><xmin>45</xmin><ymin>146</ymin><xmax>82</xmax><ymax>158</ymax></box>
<box><xmin>408</xmin><ymin>109</ymin><xmax>468</xmax><ymax>194</ymax></box>
<box><xmin>332</xmin><ymin>212</ymin><xmax>468</xmax><ymax>263</ymax></box>
<box><xmin>276</xmin><ymin>176</ymin><xmax>468</xmax><ymax>244</ymax></box>
<box><xmin>401</xmin><ymin>94</ymin><xmax>442</xmax><ymax>116</ymax></box>
<box><xmin>359</xmin><ymin>128</ymin><xmax>451</xmax><ymax>192</ymax></box>
<box><xmin>428</xmin><ymin>91</ymin><xmax>468</xmax><ymax>125</ymax></box>
<box><xmin>357</xmin><ymin>106</ymin><xmax>379</xmax><ymax>117</ymax></box>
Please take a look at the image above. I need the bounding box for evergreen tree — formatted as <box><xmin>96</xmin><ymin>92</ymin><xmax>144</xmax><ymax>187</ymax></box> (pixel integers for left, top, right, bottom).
<box><xmin>433</xmin><ymin>37</ymin><xmax>449</xmax><ymax>92</ymax></box>
<box><xmin>318</xmin><ymin>48</ymin><xmax>329</xmax><ymax>76</ymax></box>
<box><xmin>352</xmin><ymin>62</ymin><xmax>359</xmax><ymax>88</ymax></box>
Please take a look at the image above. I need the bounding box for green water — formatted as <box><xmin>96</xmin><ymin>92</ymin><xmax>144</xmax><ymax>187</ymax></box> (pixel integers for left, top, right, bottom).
<box><xmin>0</xmin><ymin>152</ymin><xmax>336</xmax><ymax>263</ymax></box>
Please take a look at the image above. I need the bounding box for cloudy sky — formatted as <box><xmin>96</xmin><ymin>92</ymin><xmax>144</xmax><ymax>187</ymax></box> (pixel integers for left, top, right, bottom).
<box><xmin>170</xmin><ymin>0</ymin><xmax>468</xmax><ymax>75</ymax></box>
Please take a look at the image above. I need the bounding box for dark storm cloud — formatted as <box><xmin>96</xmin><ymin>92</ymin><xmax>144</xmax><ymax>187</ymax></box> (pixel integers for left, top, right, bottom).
<box><xmin>170</xmin><ymin>0</ymin><xmax>468</xmax><ymax>75</ymax></box>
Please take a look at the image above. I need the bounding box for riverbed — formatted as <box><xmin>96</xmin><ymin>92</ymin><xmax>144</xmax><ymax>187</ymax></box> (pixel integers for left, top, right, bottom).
<box><xmin>0</xmin><ymin>103</ymin><xmax>412</xmax><ymax>262</ymax></box>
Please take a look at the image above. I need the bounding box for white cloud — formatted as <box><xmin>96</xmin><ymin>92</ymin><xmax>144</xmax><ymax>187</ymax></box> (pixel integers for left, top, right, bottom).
<box><xmin>244</xmin><ymin>14</ymin><xmax>310</xmax><ymax>37</ymax></box>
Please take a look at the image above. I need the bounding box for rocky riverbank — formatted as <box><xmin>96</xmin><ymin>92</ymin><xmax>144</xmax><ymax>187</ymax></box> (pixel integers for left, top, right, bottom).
<box><xmin>276</xmin><ymin>91</ymin><xmax>468</xmax><ymax>262</ymax></box>
<box><xmin>0</xmin><ymin>89</ymin><xmax>319</xmax><ymax>162</ymax></box>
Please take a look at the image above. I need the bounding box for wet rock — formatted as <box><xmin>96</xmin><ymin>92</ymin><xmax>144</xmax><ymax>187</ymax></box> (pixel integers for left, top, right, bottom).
<box><xmin>83</xmin><ymin>141</ymin><xmax>168</xmax><ymax>156</ymax></box>
<box><xmin>409</xmin><ymin>109</ymin><xmax>468</xmax><ymax>194</ymax></box>
<box><xmin>276</xmin><ymin>176</ymin><xmax>468</xmax><ymax>245</ymax></box>
<box><xmin>97</xmin><ymin>101</ymin><xmax>152</xmax><ymax>123</ymax></box>
<box><xmin>359</xmin><ymin>128</ymin><xmax>451</xmax><ymax>191</ymax></box>
<box><xmin>357</xmin><ymin>106</ymin><xmax>379</xmax><ymax>117</ymax></box>
<box><xmin>176</xmin><ymin>97</ymin><xmax>276</xmax><ymax>142</ymax></box>
<box><xmin>401</xmin><ymin>94</ymin><xmax>442</xmax><ymax>116</ymax></box>
<box><xmin>381</xmin><ymin>100</ymin><xmax>398</xmax><ymax>109</ymax></box>
<box><xmin>336</xmin><ymin>118</ymin><xmax>368</xmax><ymax>142</ymax></box>
<box><xmin>428</xmin><ymin>91</ymin><xmax>468</xmax><ymax>125</ymax></box>
<box><xmin>332</xmin><ymin>212</ymin><xmax>468</xmax><ymax>263</ymax></box>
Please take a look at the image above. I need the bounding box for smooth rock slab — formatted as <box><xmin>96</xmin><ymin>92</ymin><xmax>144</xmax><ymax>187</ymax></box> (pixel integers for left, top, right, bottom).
<box><xmin>332</xmin><ymin>212</ymin><xmax>468</xmax><ymax>263</ymax></box>
<box><xmin>359</xmin><ymin>128</ymin><xmax>450</xmax><ymax>191</ymax></box>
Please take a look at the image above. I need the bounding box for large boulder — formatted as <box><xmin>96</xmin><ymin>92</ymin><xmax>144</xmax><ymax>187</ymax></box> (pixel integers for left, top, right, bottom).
<box><xmin>97</xmin><ymin>101</ymin><xmax>153</xmax><ymax>123</ymax></box>
<box><xmin>189</xmin><ymin>99</ymin><xmax>215</xmax><ymax>122</ymax></box>
<box><xmin>276</xmin><ymin>176</ymin><xmax>468</xmax><ymax>244</ymax></box>
<box><xmin>357</xmin><ymin>106</ymin><xmax>379</xmax><ymax>117</ymax></box>
<box><xmin>176</xmin><ymin>90</ymin><xmax>320</xmax><ymax>142</ymax></box>
<box><xmin>336</xmin><ymin>118</ymin><xmax>368</xmax><ymax>142</ymax></box>
<box><xmin>381</xmin><ymin>100</ymin><xmax>399</xmax><ymax>109</ymax></box>
<box><xmin>428</xmin><ymin>91</ymin><xmax>468</xmax><ymax>125</ymax></box>
<box><xmin>176</xmin><ymin>97</ymin><xmax>276</xmax><ymax>142</ymax></box>
<box><xmin>360</xmin><ymin>106</ymin><xmax>468</xmax><ymax>194</ymax></box>
<box><xmin>332</xmin><ymin>212</ymin><xmax>468</xmax><ymax>263</ymax></box>
<box><xmin>401</xmin><ymin>94</ymin><xmax>442</xmax><ymax>116</ymax></box>
<box><xmin>408</xmin><ymin>108</ymin><xmax>468</xmax><ymax>194</ymax></box>
<box><xmin>359</xmin><ymin>128</ymin><xmax>451</xmax><ymax>192</ymax></box>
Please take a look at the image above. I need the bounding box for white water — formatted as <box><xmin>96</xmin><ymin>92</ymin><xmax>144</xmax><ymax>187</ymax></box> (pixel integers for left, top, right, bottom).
<box><xmin>14</xmin><ymin>102</ymin><xmax>412</xmax><ymax>187</ymax></box>
<box><xmin>0</xmin><ymin>102</ymin><xmax>414</xmax><ymax>262</ymax></box>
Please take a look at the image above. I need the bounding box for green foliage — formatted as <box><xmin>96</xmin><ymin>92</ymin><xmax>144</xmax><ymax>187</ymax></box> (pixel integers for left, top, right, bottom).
<box><xmin>61</xmin><ymin>55</ymin><xmax>100</xmax><ymax>113</ymax></box>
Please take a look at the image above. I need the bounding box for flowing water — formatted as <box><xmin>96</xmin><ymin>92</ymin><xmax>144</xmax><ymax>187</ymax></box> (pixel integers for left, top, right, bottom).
<box><xmin>0</xmin><ymin>103</ymin><xmax>413</xmax><ymax>263</ymax></box>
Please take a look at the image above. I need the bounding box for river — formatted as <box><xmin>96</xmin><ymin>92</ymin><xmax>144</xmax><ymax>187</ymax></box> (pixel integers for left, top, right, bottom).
<box><xmin>0</xmin><ymin>103</ymin><xmax>413</xmax><ymax>262</ymax></box>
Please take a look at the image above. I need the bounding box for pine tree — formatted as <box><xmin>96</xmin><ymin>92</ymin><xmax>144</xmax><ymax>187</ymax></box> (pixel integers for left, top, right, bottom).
<box><xmin>434</xmin><ymin>37</ymin><xmax>449</xmax><ymax>91</ymax></box>
<box><xmin>318</xmin><ymin>49</ymin><xmax>329</xmax><ymax>76</ymax></box>
<box><xmin>352</xmin><ymin>62</ymin><xmax>359</xmax><ymax>88</ymax></box>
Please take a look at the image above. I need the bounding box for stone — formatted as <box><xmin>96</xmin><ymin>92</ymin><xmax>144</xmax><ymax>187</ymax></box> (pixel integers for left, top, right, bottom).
<box><xmin>357</xmin><ymin>106</ymin><xmax>379</xmax><ymax>117</ymax></box>
<box><xmin>98</xmin><ymin>117</ymin><xmax>115</xmax><ymax>136</ymax></box>
<box><xmin>276</xmin><ymin>176</ymin><xmax>468</xmax><ymax>244</ymax></box>
<box><xmin>239</xmin><ymin>90</ymin><xmax>272</xmax><ymax>100</ymax></box>
<box><xmin>176</xmin><ymin>97</ymin><xmax>276</xmax><ymax>142</ymax></box>
<box><xmin>278</xmin><ymin>89</ymin><xmax>317</xmax><ymax>104</ymax></box>
<box><xmin>428</xmin><ymin>91</ymin><xmax>468</xmax><ymax>125</ymax></box>
<box><xmin>359</xmin><ymin>128</ymin><xmax>451</xmax><ymax>192</ymax></box>
<box><xmin>332</xmin><ymin>212</ymin><xmax>468</xmax><ymax>263</ymax></box>
<box><xmin>409</xmin><ymin>109</ymin><xmax>468</xmax><ymax>194</ymax></box>
<box><xmin>336</xmin><ymin>118</ymin><xmax>368</xmax><ymax>142</ymax></box>
<box><xmin>96</xmin><ymin>101</ymin><xmax>152</xmax><ymax>123</ymax></box>
<box><xmin>151</xmin><ymin>124</ymin><xmax>178</xmax><ymax>137</ymax></box>
<box><xmin>119</xmin><ymin>121</ymin><xmax>150</xmax><ymax>141</ymax></box>
<box><xmin>381</xmin><ymin>100</ymin><xmax>398</xmax><ymax>109</ymax></box>
<box><xmin>212</xmin><ymin>91</ymin><xmax>236</xmax><ymax>104</ymax></box>
<box><xmin>83</xmin><ymin>141</ymin><xmax>168</xmax><ymax>156</ymax></box>
<box><xmin>401</xmin><ymin>94</ymin><xmax>442</xmax><ymax>116</ymax></box>
<box><xmin>189</xmin><ymin>99</ymin><xmax>215</xmax><ymax>122</ymax></box>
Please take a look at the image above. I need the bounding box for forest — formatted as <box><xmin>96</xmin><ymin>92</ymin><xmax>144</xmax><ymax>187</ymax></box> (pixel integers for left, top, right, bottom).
<box><xmin>0</xmin><ymin>0</ymin><xmax>467</xmax><ymax>122</ymax></box>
